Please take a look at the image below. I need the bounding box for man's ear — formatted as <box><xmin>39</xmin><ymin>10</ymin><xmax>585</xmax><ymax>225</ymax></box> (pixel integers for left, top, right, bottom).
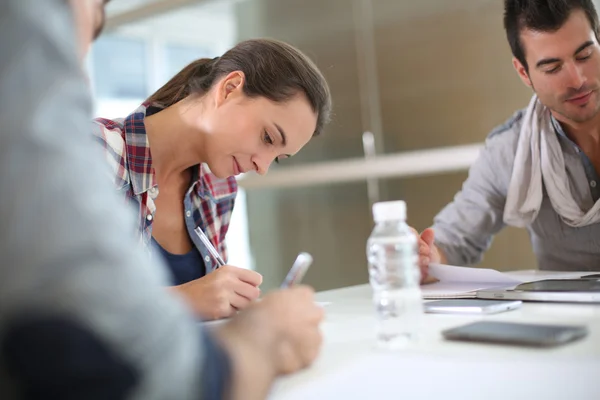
<box><xmin>512</xmin><ymin>57</ymin><xmax>532</xmax><ymax>88</ymax></box>
<box><xmin>215</xmin><ymin>71</ymin><xmax>245</xmax><ymax>107</ymax></box>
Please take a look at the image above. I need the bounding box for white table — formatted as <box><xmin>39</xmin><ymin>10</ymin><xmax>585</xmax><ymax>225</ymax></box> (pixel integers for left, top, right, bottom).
<box><xmin>269</xmin><ymin>270</ymin><xmax>600</xmax><ymax>400</ymax></box>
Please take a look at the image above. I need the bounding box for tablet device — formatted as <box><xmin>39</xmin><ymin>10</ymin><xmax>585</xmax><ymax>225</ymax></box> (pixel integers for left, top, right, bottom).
<box><xmin>477</xmin><ymin>279</ymin><xmax>600</xmax><ymax>303</ymax></box>
<box><xmin>514</xmin><ymin>279</ymin><xmax>600</xmax><ymax>292</ymax></box>
<box><xmin>442</xmin><ymin>321</ymin><xmax>588</xmax><ymax>347</ymax></box>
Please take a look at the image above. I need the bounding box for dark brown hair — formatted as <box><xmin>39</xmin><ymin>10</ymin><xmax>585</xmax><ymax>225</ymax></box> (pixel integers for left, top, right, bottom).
<box><xmin>147</xmin><ymin>38</ymin><xmax>332</xmax><ymax>136</ymax></box>
<box><xmin>504</xmin><ymin>0</ymin><xmax>600</xmax><ymax>72</ymax></box>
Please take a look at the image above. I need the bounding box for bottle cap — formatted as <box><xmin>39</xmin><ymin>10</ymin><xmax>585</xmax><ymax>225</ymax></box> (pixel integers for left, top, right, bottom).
<box><xmin>372</xmin><ymin>200</ymin><xmax>406</xmax><ymax>222</ymax></box>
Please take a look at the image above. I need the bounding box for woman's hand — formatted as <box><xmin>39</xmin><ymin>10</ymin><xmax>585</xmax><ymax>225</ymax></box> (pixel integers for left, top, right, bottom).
<box><xmin>171</xmin><ymin>265</ymin><xmax>263</xmax><ymax>319</ymax></box>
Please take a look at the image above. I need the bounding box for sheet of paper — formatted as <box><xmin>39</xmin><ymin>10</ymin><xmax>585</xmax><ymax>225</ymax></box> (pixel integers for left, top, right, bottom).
<box><xmin>419</xmin><ymin>263</ymin><xmax>527</xmax><ymax>298</ymax></box>
<box><xmin>420</xmin><ymin>281</ymin><xmax>490</xmax><ymax>298</ymax></box>
<box><xmin>428</xmin><ymin>263</ymin><xmax>525</xmax><ymax>284</ymax></box>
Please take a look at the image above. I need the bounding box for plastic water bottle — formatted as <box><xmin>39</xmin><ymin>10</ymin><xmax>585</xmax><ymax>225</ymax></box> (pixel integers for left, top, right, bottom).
<box><xmin>367</xmin><ymin>200</ymin><xmax>423</xmax><ymax>349</ymax></box>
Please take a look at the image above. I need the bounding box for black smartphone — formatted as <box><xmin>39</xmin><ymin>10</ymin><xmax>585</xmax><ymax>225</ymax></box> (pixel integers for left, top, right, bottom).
<box><xmin>442</xmin><ymin>321</ymin><xmax>588</xmax><ymax>347</ymax></box>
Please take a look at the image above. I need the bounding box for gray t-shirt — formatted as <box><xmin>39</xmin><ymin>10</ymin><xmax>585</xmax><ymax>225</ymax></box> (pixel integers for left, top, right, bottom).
<box><xmin>433</xmin><ymin>110</ymin><xmax>600</xmax><ymax>272</ymax></box>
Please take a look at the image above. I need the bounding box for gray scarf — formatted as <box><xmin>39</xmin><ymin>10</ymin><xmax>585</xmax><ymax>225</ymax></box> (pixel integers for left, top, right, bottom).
<box><xmin>503</xmin><ymin>95</ymin><xmax>600</xmax><ymax>228</ymax></box>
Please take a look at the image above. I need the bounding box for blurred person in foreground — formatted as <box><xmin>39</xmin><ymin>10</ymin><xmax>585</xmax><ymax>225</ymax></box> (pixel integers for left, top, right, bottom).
<box><xmin>415</xmin><ymin>0</ymin><xmax>600</xmax><ymax>281</ymax></box>
<box><xmin>0</xmin><ymin>1</ymin><xmax>323</xmax><ymax>399</ymax></box>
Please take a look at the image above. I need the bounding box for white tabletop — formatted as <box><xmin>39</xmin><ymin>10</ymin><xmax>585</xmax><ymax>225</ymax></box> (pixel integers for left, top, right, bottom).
<box><xmin>268</xmin><ymin>270</ymin><xmax>600</xmax><ymax>400</ymax></box>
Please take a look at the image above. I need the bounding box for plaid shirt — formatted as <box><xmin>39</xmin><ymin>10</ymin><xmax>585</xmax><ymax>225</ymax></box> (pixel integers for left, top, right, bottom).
<box><xmin>92</xmin><ymin>103</ymin><xmax>237</xmax><ymax>273</ymax></box>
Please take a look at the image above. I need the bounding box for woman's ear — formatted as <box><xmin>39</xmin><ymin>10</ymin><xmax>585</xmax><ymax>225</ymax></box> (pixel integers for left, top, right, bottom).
<box><xmin>215</xmin><ymin>71</ymin><xmax>245</xmax><ymax>107</ymax></box>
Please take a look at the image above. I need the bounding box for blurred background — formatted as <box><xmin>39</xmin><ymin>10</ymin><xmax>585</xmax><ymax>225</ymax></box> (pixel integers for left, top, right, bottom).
<box><xmin>94</xmin><ymin>0</ymin><xmax>573</xmax><ymax>292</ymax></box>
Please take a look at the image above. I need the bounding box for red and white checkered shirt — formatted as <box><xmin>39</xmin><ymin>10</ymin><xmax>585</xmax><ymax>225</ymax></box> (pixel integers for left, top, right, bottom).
<box><xmin>92</xmin><ymin>103</ymin><xmax>237</xmax><ymax>272</ymax></box>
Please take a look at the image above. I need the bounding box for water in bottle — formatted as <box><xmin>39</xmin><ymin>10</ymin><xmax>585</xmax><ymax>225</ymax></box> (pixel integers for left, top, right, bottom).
<box><xmin>367</xmin><ymin>200</ymin><xmax>423</xmax><ymax>349</ymax></box>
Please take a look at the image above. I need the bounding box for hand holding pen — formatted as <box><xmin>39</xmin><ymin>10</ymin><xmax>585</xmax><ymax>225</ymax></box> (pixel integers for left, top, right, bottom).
<box><xmin>172</xmin><ymin>228</ymin><xmax>263</xmax><ymax>320</ymax></box>
<box><xmin>195</xmin><ymin>227</ymin><xmax>226</xmax><ymax>266</ymax></box>
<box><xmin>189</xmin><ymin>227</ymin><xmax>314</xmax><ymax>319</ymax></box>
<box><xmin>195</xmin><ymin>226</ymin><xmax>313</xmax><ymax>288</ymax></box>
<box><xmin>280</xmin><ymin>252</ymin><xmax>313</xmax><ymax>288</ymax></box>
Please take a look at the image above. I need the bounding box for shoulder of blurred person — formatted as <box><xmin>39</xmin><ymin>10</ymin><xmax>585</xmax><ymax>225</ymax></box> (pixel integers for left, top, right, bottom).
<box><xmin>0</xmin><ymin>1</ymin><xmax>207</xmax><ymax>398</ymax></box>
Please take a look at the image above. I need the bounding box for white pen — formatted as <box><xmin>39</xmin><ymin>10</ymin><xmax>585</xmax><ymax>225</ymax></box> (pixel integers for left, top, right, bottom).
<box><xmin>194</xmin><ymin>226</ymin><xmax>225</xmax><ymax>267</ymax></box>
<box><xmin>281</xmin><ymin>252</ymin><xmax>313</xmax><ymax>288</ymax></box>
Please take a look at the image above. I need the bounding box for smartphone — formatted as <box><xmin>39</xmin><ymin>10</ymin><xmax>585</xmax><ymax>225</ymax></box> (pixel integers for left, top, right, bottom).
<box><xmin>424</xmin><ymin>299</ymin><xmax>522</xmax><ymax>315</ymax></box>
<box><xmin>442</xmin><ymin>321</ymin><xmax>588</xmax><ymax>347</ymax></box>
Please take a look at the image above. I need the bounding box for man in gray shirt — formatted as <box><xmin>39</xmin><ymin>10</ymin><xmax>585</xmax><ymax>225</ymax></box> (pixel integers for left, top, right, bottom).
<box><xmin>0</xmin><ymin>1</ymin><xmax>323</xmax><ymax>399</ymax></box>
<box><xmin>416</xmin><ymin>0</ymin><xmax>600</xmax><ymax>278</ymax></box>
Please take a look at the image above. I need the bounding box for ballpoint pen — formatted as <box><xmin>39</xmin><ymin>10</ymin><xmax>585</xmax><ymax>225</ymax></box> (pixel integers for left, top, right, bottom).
<box><xmin>280</xmin><ymin>252</ymin><xmax>313</xmax><ymax>288</ymax></box>
<box><xmin>194</xmin><ymin>226</ymin><xmax>225</xmax><ymax>267</ymax></box>
<box><xmin>195</xmin><ymin>224</ymin><xmax>312</xmax><ymax>288</ymax></box>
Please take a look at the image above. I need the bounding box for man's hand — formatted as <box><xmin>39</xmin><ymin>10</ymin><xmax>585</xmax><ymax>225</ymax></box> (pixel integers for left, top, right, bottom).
<box><xmin>215</xmin><ymin>286</ymin><xmax>324</xmax><ymax>400</ymax></box>
<box><xmin>410</xmin><ymin>227</ymin><xmax>443</xmax><ymax>283</ymax></box>
<box><xmin>171</xmin><ymin>265</ymin><xmax>262</xmax><ymax>320</ymax></box>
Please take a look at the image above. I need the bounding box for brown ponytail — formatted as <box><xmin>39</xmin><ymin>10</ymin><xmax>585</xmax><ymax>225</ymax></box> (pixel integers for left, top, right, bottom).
<box><xmin>147</xmin><ymin>57</ymin><xmax>218</xmax><ymax>107</ymax></box>
<box><xmin>146</xmin><ymin>39</ymin><xmax>331</xmax><ymax>136</ymax></box>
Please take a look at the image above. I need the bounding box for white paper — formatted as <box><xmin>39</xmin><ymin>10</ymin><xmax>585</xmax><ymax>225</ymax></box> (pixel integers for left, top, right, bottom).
<box><xmin>428</xmin><ymin>263</ymin><xmax>525</xmax><ymax>284</ymax></box>
<box><xmin>421</xmin><ymin>281</ymin><xmax>488</xmax><ymax>298</ymax></box>
<box><xmin>421</xmin><ymin>263</ymin><xmax>527</xmax><ymax>299</ymax></box>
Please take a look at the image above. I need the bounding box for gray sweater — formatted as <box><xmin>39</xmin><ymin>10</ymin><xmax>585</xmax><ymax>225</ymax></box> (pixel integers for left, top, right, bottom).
<box><xmin>0</xmin><ymin>1</ymin><xmax>229</xmax><ymax>398</ymax></box>
<box><xmin>433</xmin><ymin>110</ymin><xmax>600</xmax><ymax>272</ymax></box>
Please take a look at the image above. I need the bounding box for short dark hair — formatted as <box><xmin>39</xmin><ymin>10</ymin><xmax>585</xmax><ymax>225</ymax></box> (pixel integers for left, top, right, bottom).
<box><xmin>504</xmin><ymin>0</ymin><xmax>600</xmax><ymax>71</ymax></box>
<box><xmin>147</xmin><ymin>38</ymin><xmax>332</xmax><ymax>137</ymax></box>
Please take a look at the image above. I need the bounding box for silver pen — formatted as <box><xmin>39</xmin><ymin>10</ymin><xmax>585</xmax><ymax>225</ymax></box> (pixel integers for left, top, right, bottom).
<box><xmin>194</xmin><ymin>226</ymin><xmax>225</xmax><ymax>266</ymax></box>
<box><xmin>281</xmin><ymin>252</ymin><xmax>313</xmax><ymax>288</ymax></box>
<box><xmin>195</xmin><ymin>225</ymin><xmax>312</xmax><ymax>287</ymax></box>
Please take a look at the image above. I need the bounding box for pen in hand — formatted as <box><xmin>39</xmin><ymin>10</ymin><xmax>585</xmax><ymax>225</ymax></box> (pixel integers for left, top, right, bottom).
<box><xmin>195</xmin><ymin>225</ymin><xmax>312</xmax><ymax>290</ymax></box>
<box><xmin>281</xmin><ymin>252</ymin><xmax>313</xmax><ymax>288</ymax></box>
<box><xmin>194</xmin><ymin>227</ymin><xmax>225</xmax><ymax>267</ymax></box>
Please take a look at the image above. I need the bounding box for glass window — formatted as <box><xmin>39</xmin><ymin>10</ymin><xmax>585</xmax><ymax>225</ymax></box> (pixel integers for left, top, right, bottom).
<box><xmin>91</xmin><ymin>35</ymin><xmax>148</xmax><ymax>100</ymax></box>
<box><xmin>164</xmin><ymin>44</ymin><xmax>211</xmax><ymax>81</ymax></box>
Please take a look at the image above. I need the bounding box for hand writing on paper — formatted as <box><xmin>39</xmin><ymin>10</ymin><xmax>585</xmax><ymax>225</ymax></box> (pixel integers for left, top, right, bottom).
<box><xmin>172</xmin><ymin>265</ymin><xmax>263</xmax><ymax>320</ymax></box>
<box><xmin>215</xmin><ymin>286</ymin><xmax>325</xmax><ymax>400</ymax></box>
